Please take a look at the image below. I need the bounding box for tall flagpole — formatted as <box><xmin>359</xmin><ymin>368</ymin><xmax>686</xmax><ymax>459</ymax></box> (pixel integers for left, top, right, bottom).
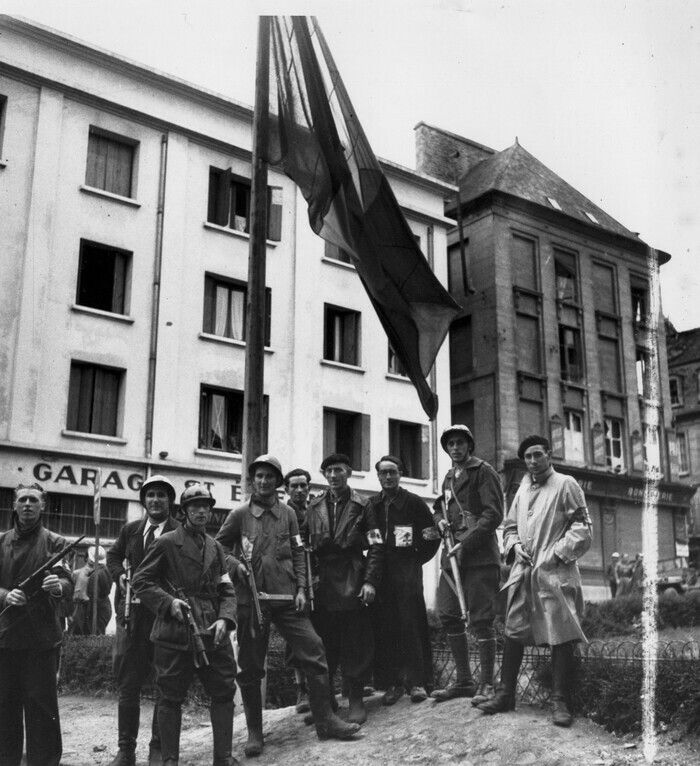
<box><xmin>241</xmin><ymin>16</ymin><xmax>271</xmax><ymax>495</ymax></box>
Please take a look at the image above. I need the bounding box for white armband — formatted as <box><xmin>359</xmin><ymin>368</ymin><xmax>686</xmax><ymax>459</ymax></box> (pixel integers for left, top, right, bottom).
<box><xmin>218</xmin><ymin>573</ymin><xmax>232</xmax><ymax>585</ymax></box>
<box><xmin>366</xmin><ymin>528</ymin><xmax>383</xmax><ymax>545</ymax></box>
<box><xmin>292</xmin><ymin>534</ymin><xmax>303</xmax><ymax>548</ymax></box>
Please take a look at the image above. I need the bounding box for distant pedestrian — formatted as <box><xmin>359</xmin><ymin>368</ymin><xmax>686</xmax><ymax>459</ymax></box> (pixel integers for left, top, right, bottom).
<box><xmin>615</xmin><ymin>554</ymin><xmax>634</xmax><ymax>598</ymax></box>
<box><xmin>71</xmin><ymin>545</ymin><xmax>112</xmax><ymax>635</ymax></box>
<box><xmin>478</xmin><ymin>436</ymin><xmax>592</xmax><ymax>727</ymax></box>
<box><xmin>631</xmin><ymin>553</ymin><xmax>644</xmax><ymax>592</ymax></box>
<box><xmin>606</xmin><ymin>552</ymin><xmax>620</xmax><ymax>599</ymax></box>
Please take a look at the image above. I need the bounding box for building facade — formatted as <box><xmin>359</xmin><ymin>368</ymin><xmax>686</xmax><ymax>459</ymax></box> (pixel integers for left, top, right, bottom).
<box><xmin>666</xmin><ymin>324</ymin><xmax>700</xmax><ymax>568</ymax></box>
<box><xmin>0</xmin><ymin>17</ymin><xmax>455</xmax><ymax>600</ymax></box>
<box><xmin>416</xmin><ymin>123</ymin><xmax>693</xmax><ymax>599</ymax></box>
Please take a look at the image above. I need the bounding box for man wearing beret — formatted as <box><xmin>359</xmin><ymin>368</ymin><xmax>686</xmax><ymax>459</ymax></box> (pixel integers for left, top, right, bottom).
<box><xmin>306</xmin><ymin>453</ymin><xmax>384</xmax><ymax>725</ymax></box>
<box><xmin>478</xmin><ymin>435</ymin><xmax>592</xmax><ymax>727</ymax></box>
<box><xmin>369</xmin><ymin>455</ymin><xmax>440</xmax><ymax>705</ymax></box>
<box><xmin>431</xmin><ymin>425</ymin><xmax>504</xmax><ymax>707</ymax></box>
<box><xmin>216</xmin><ymin>455</ymin><xmax>359</xmax><ymax>757</ymax></box>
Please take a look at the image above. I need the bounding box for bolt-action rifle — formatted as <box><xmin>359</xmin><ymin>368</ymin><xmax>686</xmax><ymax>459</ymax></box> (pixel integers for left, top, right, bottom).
<box><xmin>0</xmin><ymin>535</ymin><xmax>86</xmax><ymax>623</ymax></box>
<box><xmin>304</xmin><ymin>546</ymin><xmax>315</xmax><ymax>612</ymax></box>
<box><xmin>241</xmin><ymin>549</ymin><xmax>264</xmax><ymax>636</ymax></box>
<box><xmin>166</xmin><ymin>580</ymin><xmax>209</xmax><ymax>668</ymax></box>
<box><xmin>123</xmin><ymin>562</ymin><xmax>133</xmax><ymax>626</ymax></box>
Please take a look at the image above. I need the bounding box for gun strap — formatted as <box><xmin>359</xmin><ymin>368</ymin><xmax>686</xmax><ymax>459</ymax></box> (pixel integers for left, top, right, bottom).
<box><xmin>441</xmin><ymin>570</ymin><xmax>461</xmax><ymax>600</ymax></box>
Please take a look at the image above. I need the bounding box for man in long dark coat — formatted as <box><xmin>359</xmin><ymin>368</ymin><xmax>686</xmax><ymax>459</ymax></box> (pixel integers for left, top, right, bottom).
<box><xmin>0</xmin><ymin>482</ymin><xmax>74</xmax><ymax>766</ymax></box>
<box><xmin>369</xmin><ymin>455</ymin><xmax>440</xmax><ymax>704</ymax></box>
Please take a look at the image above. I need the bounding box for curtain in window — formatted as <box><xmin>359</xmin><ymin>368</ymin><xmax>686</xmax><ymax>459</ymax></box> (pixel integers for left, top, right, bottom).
<box><xmin>229</xmin><ymin>288</ymin><xmax>245</xmax><ymax>340</ymax></box>
<box><xmin>209</xmin><ymin>393</ymin><xmax>227</xmax><ymax>450</ymax></box>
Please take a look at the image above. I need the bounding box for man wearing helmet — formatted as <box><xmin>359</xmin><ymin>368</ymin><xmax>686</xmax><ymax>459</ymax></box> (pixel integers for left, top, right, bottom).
<box><xmin>133</xmin><ymin>484</ymin><xmax>238</xmax><ymax>766</ymax></box>
<box><xmin>431</xmin><ymin>425</ymin><xmax>504</xmax><ymax>707</ymax></box>
<box><xmin>106</xmin><ymin>475</ymin><xmax>180</xmax><ymax>766</ymax></box>
<box><xmin>216</xmin><ymin>455</ymin><xmax>359</xmax><ymax>758</ymax></box>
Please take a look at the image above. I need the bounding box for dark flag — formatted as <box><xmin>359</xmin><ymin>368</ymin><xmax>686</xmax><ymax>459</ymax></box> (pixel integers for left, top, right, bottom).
<box><xmin>267</xmin><ymin>16</ymin><xmax>460</xmax><ymax>419</ymax></box>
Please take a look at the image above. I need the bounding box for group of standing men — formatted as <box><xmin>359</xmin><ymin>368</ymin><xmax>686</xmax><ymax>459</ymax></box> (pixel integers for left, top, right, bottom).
<box><xmin>0</xmin><ymin>426</ymin><xmax>593</xmax><ymax>765</ymax></box>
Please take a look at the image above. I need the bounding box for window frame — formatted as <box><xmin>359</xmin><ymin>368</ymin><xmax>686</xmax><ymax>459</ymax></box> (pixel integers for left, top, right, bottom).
<box><xmin>66</xmin><ymin>361</ymin><xmax>124</xmax><ymax>437</ymax></box>
<box><xmin>387</xmin><ymin>343</ymin><xmax>407</xmax><ymax>377</ymax></box>
<box><xmin>322</xmin><ymin>407</ymin><xmax>369</xmax><ymax>471</ymax></box>
<box><xmin>603</xmin><ymin>416</ymin><xmax>626</xmax><ymax>473</ymax></box>
<box><xmin>323</xmin><ymin>303</ymin><xmax>361</xmax><ymax>366</ymax></box>
<box><xmin>388</xmin><ymin>419</ymin><xmax>428</xmax><ymax>480</ymax></box>
<box><xmin>85</xmin><ymin>127</ymin><xmax>137</xmax><ymax>199</ymax></box>
<box><xmin>563</xmin><ymin>409</ymin><xmax>585</xmax><ymax>465</ymax></box>
<box><xmin>678</xmin><ymin>431</ymin><xmax>690</xmax><ymax>475</ymax></box>
<box><xmin>669</xmin><ymin>376</ymin><xmax>683</xmax><ymax>407</ymax></box>
<box><xmin>553</xmin><ymin>248</ymin><xmax>579</xmax><ymax>304</ymax></box>
<box><xmin>75</xmin><ymin>239</ymin><xmax>131</xmax><ymax>316</ymax></box>
<box><xmin>558</xmin><ymin>325</ymin><xmax>584</xmax><ymax>383</ymax></box>
<box><xmin>202</xmin><ymin>273</ymin><xmax>271</xmax><ymax>346</ymax></box>
<box><xmin>198</xmin><ymin>384</ymin><xmax>269</xmax><ymax>454</ymax></box>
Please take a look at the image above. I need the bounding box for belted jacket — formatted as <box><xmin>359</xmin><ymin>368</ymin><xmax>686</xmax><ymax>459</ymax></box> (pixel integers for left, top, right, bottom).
<box><xmin>306</xmin><ymin>488</ymin><xmax>384</xmax><ymax>611</ymax></box>
<box><xmin>215</xmin><ymin>497</ymin><xmax>306</xmax><ymax>606</ymax></box>
<box><xmin>433</xmin><ymin>456</ymin><xmax>504</xmax><ymax>570</ymax></box>
<box><xmin>132</xmin><ymin>526</ymin><xmax>236</xmax><ymax>652</ymax></box>
<box><xmin>0</xmin><ymin>524</ymin><xmax>74</xmax><ymax>650</ymax></box>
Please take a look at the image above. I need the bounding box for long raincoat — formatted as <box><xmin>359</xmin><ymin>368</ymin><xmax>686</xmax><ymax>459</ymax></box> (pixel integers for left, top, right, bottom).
<box><xmin>502</xmin><ymin>467</ymin><xmax>592</xmax><ymax>645</ymax></box>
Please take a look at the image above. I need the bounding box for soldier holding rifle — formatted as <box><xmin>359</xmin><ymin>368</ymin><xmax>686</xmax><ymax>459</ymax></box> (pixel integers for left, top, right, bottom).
<box><xmin>216</xmin><ymin>455</ymin><xmax>359</xmax><ymax>759</ymax></box>
<box><xmin>106</xmin><ymin>474</ymin><xmax>180</xmax><ymax>766</ymax></box>
<box><xmin>0</xmin><ymin>482</ymin><xmax>75</xmax><ymax>766</ymax></box>
<box><xmin>133</xmin><ymin>484</ymin><xmax>238</xmax><ymax>766</ymax></box>
<box><xmin>431</xmin><ymin>425</ymin><xmax>504</xmax><ymax>707</ymax></box>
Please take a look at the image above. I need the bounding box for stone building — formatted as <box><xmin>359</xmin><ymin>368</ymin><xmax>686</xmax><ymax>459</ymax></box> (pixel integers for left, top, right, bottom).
<box><xmin>416</xmin><ymin>123</ymin><xmax>693</xmax><ymax>599</ymax></box>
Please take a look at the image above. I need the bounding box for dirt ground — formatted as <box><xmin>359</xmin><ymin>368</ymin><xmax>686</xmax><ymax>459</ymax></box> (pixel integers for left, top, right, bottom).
<box><xmin>58</xmin><ymin>692</ymin><xmax>699</xmax><ymax>766</ymax></box>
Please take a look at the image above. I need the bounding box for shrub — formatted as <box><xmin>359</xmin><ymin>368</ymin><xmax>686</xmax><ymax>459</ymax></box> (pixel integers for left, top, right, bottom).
<box><xmin>581</xmin><ymin>593</ymin><xmax>643</xmax><ymax>638</ymax></box>
<box><xmin>59</xmin><ymin>635</ymin><xmax>117</xmax><ymax>695</ymax></box>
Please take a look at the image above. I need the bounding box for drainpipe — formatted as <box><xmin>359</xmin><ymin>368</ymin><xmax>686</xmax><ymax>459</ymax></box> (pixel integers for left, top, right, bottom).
<box><xmin>144</xmin><ymin>133</ymin><xmax>168</xmax><ymax>464</ymax></box>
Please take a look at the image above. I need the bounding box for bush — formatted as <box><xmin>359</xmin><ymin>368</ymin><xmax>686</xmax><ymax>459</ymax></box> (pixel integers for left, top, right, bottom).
<box><xmin>59</xmin><ymin>635</ymin><xmax>117</xmax><ymax>695</ymax></box>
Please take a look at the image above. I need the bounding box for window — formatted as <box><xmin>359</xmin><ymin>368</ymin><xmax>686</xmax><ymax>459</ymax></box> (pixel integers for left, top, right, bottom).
<box><xmin>203</xmin><ymin>275</ymin><xmax>271</xmax><ymax>345</ymax></box>
<box><xmin>598</xmin><ymin>337</ymin><xmax>622</xmax><ymax>392</ymax></box>
<box><xmin>678</xmin><ymin>432</ymin><xmax>690</xmax><ymax>475</ymax></box>
<box><xmin>324</xmin><ymin>304</ymin><xmax>360</xmax><ymax>365</ymax></box>
<box><xmin>322</xmin><ymin>408</ymin><xmax>369</xmax><ymax>471</ymax></box>
<box><xmin>451</xmin><ymin>400</ymin><xmax>474</xmax><ymax>431</ymax></box>
<box><xmin>447</xmin><ymin>241</ymin><xmax>470</xmax><ymax>296</ymax></box>
<box><xmin>516</xmin><ymin>315</ymin><xmax>542</xmax><ymax>374</ymax></box>
<box><xmin>630</xmin><ymin>276</ymin><xmax>649</xmax><ymax>325</ymax></box>
<box><xmin>519</xmin><ymin>400</ymin><xmax>544</xmax><ymax>441</ymax></box>
<box><xmin>593</xmin><ymin>263</ymin><xmax>617</xmax><ymax>315</ymax></box>
<box><xmin>564</xmin><ymin>410</ymin><xmax>585</xmax><ymax>464</ymax></box>
<box><xmin>76</xmin><ymin>240</ymin><xmax>130</xmax><ymax>314</ymax></box>
<box><xmin>559</xmin><ymin>326</ymin><xmax>584</xmax><ymax>382</ymax></box>
<box><xmin>388</xmin><ymin>420</ymin><xmax>428</xmax><ymax>480</ymax></box>
<box><xmin>67</xmin><ymin>362</ymin><xmax>122</xmax><ymax>436</ymax></box>
<box><xmin>324</xmin><ymin>241</ymin><xmax>352</xmax><ymax>264</ymax></box>
<box><xmin>206</xmin><ymin>167</ymin><xmax>282</xmax><ymax>241</ymax></box>
<box><xmin>198</xmin><ymin>386</ymin><xmax>268</xmax><ymax>454</ymax></box>
<box><xmin>388</xmin><ymin>343</ymin><xmax>407</xmax><ymax>376</ymax></box>
<box><xmin>669</xmin><ymin>377</ymin><xmax>682</xmax><ymax>407</ymax></box>
<box><xmin>604</xmin><ymin>417</ymin><xmax>625</xmax><ymax>472</ymax></box>
<box><xmin>584</xmin><ymin>211</ymin><xmax>600</xmax><ymax>224</ymax></box>
<box><xmin>512</xmin><ymin>235</ymin><xmax>538</xmax><ymax>291</ymax></box>
<box><xmin>85</xmin><ymin>129</ymin><xmax>135</xmax><ymax>197</ymax></box>
<box><xmin>46</xmin><ymin>493</ymin><xmax>127</xmax><ymax>540</ymax></box>
<box><xmin>546</xmin><ymin>197</ymin><xmax>562</xmax><ymax>211</ymax></box>
<box><xmin>554</xmin><ymin>249</ymin><xmax>578</xmax><ymax>302</ymax></box>
<box><xmin>449</xmin><ymin>315</ymin><xmax>473</xmax><ymax>378</ymax></box>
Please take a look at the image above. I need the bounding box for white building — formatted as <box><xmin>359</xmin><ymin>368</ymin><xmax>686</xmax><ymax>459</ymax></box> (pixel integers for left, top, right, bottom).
<box><xmin>0</xmin><ymin>16</ymin><xmax>456</xmax><ymax>600</ymax></box>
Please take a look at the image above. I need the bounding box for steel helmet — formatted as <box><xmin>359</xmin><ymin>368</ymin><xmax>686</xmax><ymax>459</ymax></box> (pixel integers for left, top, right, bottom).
<box><xmin>248</xmin><ymin>454</ymin><xmax>284</xmax><ymax>487</ymax></box>
<box><xmin>179</xmin><ymin>483</ymin><xmax>216</xmax><ymax>510</ymax></box>
<box><xmin>440</xmin><ymin>424</ymin><xmax>475</xmax><ymax>453</ymax></box>
<box><xmin>139</xmin><ymin>474</ymin><xmax>177</xmax><ymax>506</ymax></box>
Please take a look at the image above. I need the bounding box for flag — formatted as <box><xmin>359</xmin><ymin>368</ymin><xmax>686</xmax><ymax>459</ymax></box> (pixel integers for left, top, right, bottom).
<box><xmin>93</xmin><ymin>468</ymin><xmax>102</xmax><ymax>525</ymax></box>
<box><xmin>267</xmin><ymin>17</ymin><xmax>460</xmax><ymax>419</ymax></box>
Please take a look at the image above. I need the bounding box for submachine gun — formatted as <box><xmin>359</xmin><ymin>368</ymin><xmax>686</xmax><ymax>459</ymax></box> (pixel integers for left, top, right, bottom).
<box><xmin>0</xmin><ymin>535</ymin><xmax>86</xmax><ymax>624</ymax></box>
<box><xmin>241</xmin><ymin>547</ymin><xmax>264</xmax><ymax>636</ymax></box>
<box><xmin>166</xmin><ymin>580</ymin><xmax>209</xmax><ymax>668</ymax></box>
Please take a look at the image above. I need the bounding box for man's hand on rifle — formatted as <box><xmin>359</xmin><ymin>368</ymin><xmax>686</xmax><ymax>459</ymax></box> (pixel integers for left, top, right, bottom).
<box><xmin>236</xmin><ymin>561</ymin><xmax>249</xmax><ymax>579</ymax></box>
<box><xmin>170</xmin><ymin>597</ymin><xmax>189</xmax><ymax>623</ymax></box>
<box><xmin>119</xmin><ymin>573</ymin><xmax>128</xmax><ymax>593</ymax></box>
<box><xmin>5</xmin><ymin>588</ymin><xmax>28</xmax><ymax>607</ymax></box>
<box><xmin>437</xmin><ymin>518</ymin><xmax>450</xmax><ymax>535</ymax></box>
<box><xmin>294</xmin><ymin>587</ymin><xmax>306</xmax><ymax>613</ymax></box>
<box><xmin>513</xmin><ymin>542</ymin><xmax>533</xmax><ymax>566</ymax></box>
<box><xmin>358</xmin><ymin>582</ymin><xmax>376</xmax><ymax>606</ymax></box>
<box><xmin>41</xmin><ymin>573</ymin><xmax>62</xmax><ymax>597</ymax></box>
<box><xmin>208</xmin><ymin>618</ymin><xmax>228</xmax><ymax>646</ymax></box>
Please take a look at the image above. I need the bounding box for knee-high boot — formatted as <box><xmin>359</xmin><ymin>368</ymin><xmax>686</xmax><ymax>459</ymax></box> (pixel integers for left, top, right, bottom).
<box><xmin>158</xmin><ymin>701</ymin><xmax>182</xmax><ymax>766</ymax></box>
<box><xmin>109</xmin><ymin>705</ymin><xmax>139</xmax><ymax>766</ymax></box>
<box><xmin>431</xmin><ymin>631</ymin><xmax>476</xmax><ymax>701</ymax></box>
<box><xmin>307</xmin><ymin>673</ymin><xmax>360</xmax><ymax>741</ymax></box>
<box><xmin>210</xmin><ymin>699</ymin><xmax>237</xmax><ymax>765</ymax></box>
<box><xmin>471</xmin><ymin>637</ymin><xmax>496</xmax><ymax>706</ymax></box>
<box><xmin>477</xmin><ymin>638</ymin><xmax>524</xmax><ymax>714</ymax></box>
<box><xmin>240</xmin><ymin>683</ymin><xmax>264</xmax><ymax>757</ymax></box>
<box><xmin>551</xmin><ymin>642</ymin><xmax>574</xmax><ymax>727</ymax></box>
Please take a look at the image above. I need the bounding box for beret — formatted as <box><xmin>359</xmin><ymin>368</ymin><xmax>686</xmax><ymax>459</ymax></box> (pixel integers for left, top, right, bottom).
<box><xmin>320</xmin><ymin>453</ymin><xmax>352</xmax><ymax>471</ymax></box>
<box><xmin>517</xmin><ymin>435</ymin><xmax>551</xmax><ymax>460</ymax></box>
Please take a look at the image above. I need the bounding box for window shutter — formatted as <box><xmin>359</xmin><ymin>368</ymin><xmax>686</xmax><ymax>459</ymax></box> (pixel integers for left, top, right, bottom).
<box><xmin>264</xmin><ymin>288</ymin><xmax>272</xmax><ymax>346</ymax></box>
<box><xmin>215</xmin><ymin>169</ymin><xmax>232</xmax><ymax>226</ymax></box>
<box><xmin>323</xmin><ymin>410</ymin><xmax>335</xmax><ymax>458</ymax></box>
<box><xmin>360</xmin><ymin>413</ymin><xmax>371</xmax><ymax>471</ymax></box>
<box><xmin>267</xmin><ymin>186</ymin><xmax>283</xmax><ymax>241</ymax></box>
<box><xmin>67</xmin><ymin>365</ymin><xmax>82</xmax><ymax>431</ymax></box>
<box><xmin>420</xmin><ymin>424</ymin><xmax>430</xmax><ymax>481</ymax></box>
<box><xmin>202</xmin><ymin>277</ymin><xmax>214</xmax><ymax>333</ymax></box>
<box><xmin>344</xmin><ymin>312</ymin><xmax>359</xmax><ymax>365</ymax></box>
<box><xmin>112</xmin><ymin>253</ymin><xmax>126</xmax><ymax>313</ymax></box>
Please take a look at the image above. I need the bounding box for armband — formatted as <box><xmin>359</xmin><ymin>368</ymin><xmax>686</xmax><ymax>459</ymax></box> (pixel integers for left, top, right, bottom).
<box><xmin>366</xmin><ymin>529</ymin><xmax>383</xmax><ymax>545</ymax></box>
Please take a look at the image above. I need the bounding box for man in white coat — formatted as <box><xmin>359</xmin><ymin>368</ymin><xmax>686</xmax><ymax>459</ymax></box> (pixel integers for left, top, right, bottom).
<box><xmin>478</xmin><ymin>435</ymin><xmax>592</xmax><ymax>726</ymax></box>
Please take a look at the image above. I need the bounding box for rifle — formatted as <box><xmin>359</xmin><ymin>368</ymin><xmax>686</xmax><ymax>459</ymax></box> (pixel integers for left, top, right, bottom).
<box><xmin>123</xmin><ymin>561</ymin><xmax>133</xmax><ymax>628</ymax></box>
<box><xmin>166</xmin><ymin>580</ymin><xmax>209</xmax><ymax>668</ymax></box>
<box><xmin>441</xmin><ymin>522</ymin><xmax>469</xmax><ymax>626</ymax></box>
<box><xmin>0</xmin><ymin>535</ymin><xmax>85</xmax><ymax>621</ymax></box>
<box><xmin>241</xmin><ymin>549</ymin><xmax>263</xmax><ymax>636</ymax></box>
<box><xmin>304</xmin><ymin>545</ymin><xmax>315</xmax><ymax>612</ymax></box>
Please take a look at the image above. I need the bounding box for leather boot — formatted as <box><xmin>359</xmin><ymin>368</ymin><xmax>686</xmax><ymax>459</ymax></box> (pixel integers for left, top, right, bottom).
<box><xmin>346</xmin><ymin>680</ymin><xmax>367</xmax><ymax>725</ymax></box>
<box><xmin>295</xmin><ymin>683</ymin><xmax>310</xmax><ymax>714</ymax></box>
<box><xmin>478</xmin><ymin>638</ymin><xmax>523</xmax><ymax>715</ymax></box>
<box><xmin>210</xmin><ymin>699</ymin><xmax>237</xmax><ymax>765</ymax></box>
<box><xmin>303</xmin><ymin>679</ymin><xmax>338</xmax><ymax>725</ymax></box>
<box><xmin>551</xmin><ymin>642</ymin><xmax>574</xmax><ymax>727</ymax></box>
<box><xmin>109</xmin><ymin>705</ymin><xmax>139</xmax><ymax>766</ymax></box>
<box><xmin>432</xmin><ymin>632</ymin><xmax>477</xmax><ymax>701</ymax></box>
<box><xmin>240</xmin><ymin>684</ymin><xmax>264</xmax><ymax>757</ymax></box>
<box><xmin>307</xmin><ymin>673</ymin><xmax>360</xmax><ymax>741</ymax></box>
<box><xmin>157</xmin><ymin>702</ymin><xmax>182</xmax><ymax>765</ymax></box>
<box><xmin>471</xmin><ymin>637</ymin><xmax>496</xmax><ymax>706</ymax></box>
<box><xmin>149</xmin><ymin>702</ymin><xmax>162</xmax><ymax>766</ymax></box>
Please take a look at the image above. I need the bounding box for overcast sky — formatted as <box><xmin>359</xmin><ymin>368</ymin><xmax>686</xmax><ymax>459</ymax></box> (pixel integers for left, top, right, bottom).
<box><xmin>6</xmin><ymin>0</ymin><xmax>699</xmax><ymax>331</ymax></box>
